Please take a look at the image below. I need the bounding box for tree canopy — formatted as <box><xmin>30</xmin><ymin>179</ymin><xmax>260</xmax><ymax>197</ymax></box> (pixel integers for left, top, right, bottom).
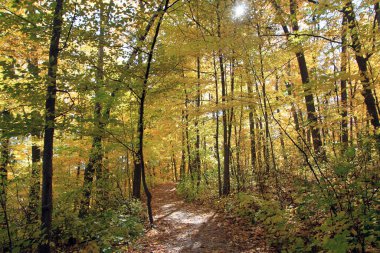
<box><xmin>0</xmin><ymin>0</ymin><xmax>379</xmax><ymax>252</ymax></box>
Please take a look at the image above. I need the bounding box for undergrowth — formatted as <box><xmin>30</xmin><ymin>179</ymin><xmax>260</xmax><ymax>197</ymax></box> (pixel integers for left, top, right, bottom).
<box><xmin>177</xmin><ymin>142</ymin><xmax>380</xmax><ymax>252</ymax></box>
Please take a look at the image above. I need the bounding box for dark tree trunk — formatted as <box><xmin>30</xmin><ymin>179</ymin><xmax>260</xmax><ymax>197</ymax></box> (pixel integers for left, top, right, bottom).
<box><xmin>184</xmin><ymin>88</ymin><xmax>192</xmax><ymax>176</ymax></box>
<box><xmin>39</xmin><ymin>0</ymin><xmax>64</xmax><ymax>252</ymax></box>
<box><xmin>217</xmin><ymin>2</ymin><xmax>230</xmax><ymax>195</ymax></box>
<box><xmin>28</xmin><ymin>135</ymin><xmax>41</xmax><ymax>222</ymax></box>
<box><xmin>341</xmin><ymin>15</ymin><xmax>349</xmax><ymax>148</ymax></box>
<box><xmin>27</xmin><ymin>61</ymin><xmax>41</xmax><ymax>223</ymax></box>
<box><xmin>233</xmin><ymin>94</ymin><xmax>243</xmax><ymax>191</ymax></box>
<box><xmin>220</xmin><ymin>54</ymin><xmax>230</xmax><ymax>195</ymax></box>
<box><xmin>343</xmin><ymin>0</ymin><xmax>380</xmax><ymax>130</ymax></box>
<box><xmin>132</xmin><ymin>157</ymin><xmax>142</xmax><ymax>199</ymax></box>
<box><xmin>0</xmin><ymin>111</ymin><xmax>11</xmax><ymax>251</ymax></box>
<box><xmin>213</xmin><ymin>54</ymin><xmax>222</xmax><ymax>196</ymax></box>
<box><xmin>290</xmin><ymin>0</ymin><xmax>323</xmax><ymax>157</ymax></box>
<box><xmin>220</xmin><ymin>53</ymin><xmax>230</xmax><ymax>195</ymax></box>
<box><xmin>375</xmin><ymin>3</ymin><xmax>380</xmax><ymax>31</ymax></box>
<box><xmin>271</xmin><ymin>0</ymin><xmax>324</xmax><ymax>157</ymax></box>
<box><xmin>134</xmin><ymin>0</ymin><xmax>169</xmax><ymax>225</ymax></box>
<box><xmin>172</xmin><ymin>153</ymin><xmax>178</xmax><ymax>182</ymax></box>
<box><xmin>247</xmin><ymin>80</ymin><xmax>256</xmax><ymax>175</ymax></box>
<box><xmin>194</xmin><ymin>57</ymin><xmax>201</xmax><ymax>187</ymax></box>
<box><xmin>219</xmin><ymin>52</ymin><xmax>230</xmax><ymax>195</ymax></box>
<box><xmin>180</xmin><ymin>110</ymin><xmax>186</xmax><ymax>181</ymax></box>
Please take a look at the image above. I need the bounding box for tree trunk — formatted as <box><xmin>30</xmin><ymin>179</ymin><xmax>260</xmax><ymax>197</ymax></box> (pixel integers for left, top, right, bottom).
<box><xmin>195</xmin><ymin>57</ymin><xmax>201</xmax><ymax>187</ymax></box>
<box><xmin>343</xmin><ymin>0</ymin><xmax>380</xmax><ymax>130</ymax></box>
<box><xmin>40</xmin><ymin>0</ymin><xmax>64</xmax><ymax>251</ymax></box>
<box><xmin>28</xmin><ymin>132</ymin><xmax>41</xmax><ymax>222</ymax></box>
<box><xmin>216</xmin><ymin>1</ymin><xmax>230</xmax><ymax>196</ymax></box>
<box><xmin>172</xmin><ymin>153</ymin><xmax>178</xmax><ymax>182</ymax></box>
<box><xmin>271</xmin><ymin>0</ymin><xmax>324</xmax><ymax>157</ymax></box>
<box><xmin>247</xmin><ymin>79</ymin><xmax>257</xmax><ymax>176</ymax></box>
<box><xmin>257</xmin><ymin>31</ymin><xmax>271</xmax><ymax>174</ymax></box>
<box><xmin>0</xmin><ymin>111</ymin><xmax>11</xmax><ymax>251</ymax></box>
<box><xmin>134</xmin><ymin>0</ymin><xmax>169</xmax><ymax>225</ymax></box>
<box><xmin>375</xmin><ymin>3</ymin><xmax>380</xmax><ymax>31</ymax></box>
<box><xmin>80</xmin><ymin>1</ymin><xmax>110</xmax><ymax>215</ymax></box>
<box><xmin>341</xmin><ymin>15</ymin><xmax>349</xmax><ymax>148</ymax></box>
<box><xmin>213</xmin><ymin>53</ymin><xmax>222</xmax><ymax>196</ymax></box>
<box><xmin>275</xmin><ymin>77</ymin><xmax>287</xmax><ymax>164</ymax></box>
<box><xmin>184</xmin><ymin>88</ymin><xmax>192</xmax><ymax>176</ymax></box>
<box><xmin>220</xmin><ymin>54</ymin><xmax>230</xmax><ymax>195</ymax></box>
<box><xmin>27</xmin><ymin>61</ymin><xmax>41</xmax><ymax>223</ymax></box>
<box><xmin>79</xmin><ymin>136</ymin><xmax>102</xmax><ymax>216</ymax></box>
<box><xmin>180</xmin><ymin>110</ymin><xmax>186</xmax><ymax>181</ymax></box>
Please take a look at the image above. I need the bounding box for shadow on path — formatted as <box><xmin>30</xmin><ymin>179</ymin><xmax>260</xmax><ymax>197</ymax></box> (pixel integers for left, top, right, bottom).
<box><xmin>135</xmin><ymin>184</ymin><xmax>270</xmax><ymax>253</ymax></box>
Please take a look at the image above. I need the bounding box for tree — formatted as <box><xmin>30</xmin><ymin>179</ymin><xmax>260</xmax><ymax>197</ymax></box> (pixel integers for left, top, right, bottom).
<box><xmin>79</xmin><ymin>0</ymin><xmax>113</xmax><ymax>217</ymax></box>
<box><xmin>40</xmin><ymin>0</ymin><xmax>64</xmax><ymax>251</ymax></box>
<box><xmin>270</xmin><ymin>0</ymin><xmax>324</xmax><ymax>157</ymax></box>
<box><xmin>342</xmin><ymin>0</ymin><xmax>379</xmax><ymax>130</ymax></box>
<box><xmin>133</xmin><ymin>0</ymin><xmax>170</xmax><ymax>225</ymax></box>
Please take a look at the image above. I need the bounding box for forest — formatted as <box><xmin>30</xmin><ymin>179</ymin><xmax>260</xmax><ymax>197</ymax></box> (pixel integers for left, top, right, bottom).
<box><xmin>0</xmin><ymin>0</ymin><xmax>379</xmax><ymax>252</ymax></box>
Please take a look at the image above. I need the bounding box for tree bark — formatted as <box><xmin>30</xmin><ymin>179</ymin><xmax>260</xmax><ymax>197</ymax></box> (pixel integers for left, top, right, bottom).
<box><xmin>39</xmin><ymin>0</ymin><xmax>64</xmax><ymax>251</ymax></box>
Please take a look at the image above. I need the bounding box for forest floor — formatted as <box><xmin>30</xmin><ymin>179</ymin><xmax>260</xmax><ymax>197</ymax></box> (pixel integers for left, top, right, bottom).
<box><xmin>131</xmin><ymin>183</ymin><xmax>271</xmax><ymax>253</ymax></box>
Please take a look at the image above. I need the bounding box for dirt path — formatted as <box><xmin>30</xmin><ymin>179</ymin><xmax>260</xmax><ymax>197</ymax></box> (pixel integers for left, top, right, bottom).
<box><xmin>133</xmin><ymin>184</ymin><xmax>270</xmax><ymax>253</ymax></box>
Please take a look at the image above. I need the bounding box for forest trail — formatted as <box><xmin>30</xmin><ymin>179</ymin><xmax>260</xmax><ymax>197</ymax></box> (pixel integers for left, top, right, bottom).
<box><xmin>133</xmin><ymin>184</ymin><xmax>270</xmax><ymax>253</ymax></box>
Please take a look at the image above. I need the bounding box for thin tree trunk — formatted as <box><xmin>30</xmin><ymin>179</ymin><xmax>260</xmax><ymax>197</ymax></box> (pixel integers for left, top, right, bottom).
<box><xmin>195</xmin><ymin>57</ymin><xmax>201</xmax><ymax>187</ymax></box>
<box><xmin>172</xmin><ymin>153</ymin><xmax>178</xmax><ymax>182</ymax></box>
<box><xmin>247</xmin><ymin>80</ymin><xmax>256</xmax><ymax>175</ymax></box>
<box><xmin>341</xmin><ymin>15</ymin><xmax>349</xmax><ymax>148</ymax></box>
<box><xmin>27</xmin><ymin>61</ymin><xmax>41</xmax><ymax>223</ymax></box>
<box><xmin>213</xmin><ymin>53</ymin><xmax>222</xmax><ymax>196</ymax></box>
<box><xmin>233</xmin><ymin>96</ymin><xmax>243</xmax><ymax>191</ymax></box>
<box><xmin>184</xmin><ymin>88</ymin><xmax>192</xmax><ymax>176</ymax></box>
<box><xmin>28</xmin><ymin>133</ymin><xmax>41</xmax><ymax>222</ymax></box>
<box><xmin>40</xmin><ymin>0</ymin><xmax>64</xmax><ymax>251</ymax></box>
<box><xmin>135</xmin><ymin>0</ymin><xmax>169</xmax><ymax>225</ymax></box>
<box><xmin>257</xmin><ymin>29</ymin><xmax>271</xmax><ymax>174</ymax></box>
<box><xmin>254</xmin><ymin>76</ymin><xmax>270</xmax><ymax>175</ymax></box>
<box><xmin>227</xmin><ymin>57</ymin><xmax>235</xmax><ymax>186</ymax></box>
<box><xmin>180</xmin><ymin>110</ymin><xmax>186</xmax><ymax>181</ymax></box>
<box><xmin>217</xmin><ymin>2</ymin><xmax>230</xmax><ymax>195</ymax></box>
